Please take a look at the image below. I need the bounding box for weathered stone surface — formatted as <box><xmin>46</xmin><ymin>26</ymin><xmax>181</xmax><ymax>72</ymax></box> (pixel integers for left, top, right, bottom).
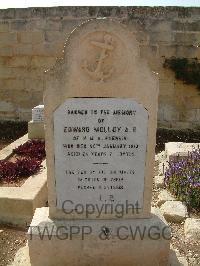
<box><xmin>18</xmin><ymin>108</ymin><xmax>31</xmax><ymax>121</ymax></box>
<box><xmin>19</xmin><ymin>31</ymin><xmax>44</xmax><ymax>44</ymax></box>
<box><xmin>24</xmin><ymin>78</ymin><xmax>43</xmax><ymax>91</ymax></box>
<box><xmin>172</xmin><ymin>21</ymin><xmax>200</xmax><ymax>31</ymax></box>
<box><xmin>155</xmin><ymin>150</ymin><xmax>166</xmax><ymax>162</ymax></box>
<box><xmin>174</xmin><ymin>32</ymin><xmax>200</xmax><ymax>45</ymax></box>
<box><xmin>14</xmin><ymin>44</ymin><xmax>33</xmax><ymax>56</ymax></box>
<box><xmin>196</xmin><ymin>109</ymin><xmax>200</xmax><ymax>122</ymax></box>
<box><xmin>45</xmin><ymin>30</ymin><xmax>66</xmax><ymax>42</ymax></box>
<box><xmin>169</xmin><ymin>248</ymin><xmax>189</xmax><ymax>266</ymax></box>
<box><xmin>44</xmin><ymin>18</ymin><xmax>158</xmax><ymax>220</ymax></box>
<box><xmin>186</xmin><ymin>96</ymin><xmax>200</xmax><ymax>109</ymax></box>
<box><xmin>33</xmin><ymin>42</ymin><xmax>63</xmax><ymax>56</ymax></box>
<box><xmin>28</xmin><ymin>121</ymin><xmax>45</xmax><ymax>139</ymax></box>
<box><xmin>0</xmin><ymin>32</ymin><xmax>17</xmax><ymax>45</ymax></box>
<box><xmin>149</xmin><ymin>20</ymin><xmax>172</xmax><ymax>32</ymax></box>
<box><xmin>0</xmin><ymin>22</ymin><xmax>9</xmax><ymax>32</ymax></box>
<box><xmin>10</xmin><ymin>20</ymin><xmax>28</xmax><ymax>31</ymax></box>
<box><xmin>31</xmin><ymin>56</ymin><xmax>56</xmax><ymax>68</ymax></box>
<box><xmin>0</xmin><ymin>46</ymin><xmax>12</xmax><ymax>56</ymax></box>
<box><xmin>186</xmin><ymin>109</ymin><xmax>198</xmax><ymax>122</ymax></box>
<box><xmin>28</xmin><ymin>207</ymin><xmax>171</xmax><ymax>266</ymax></box>
<box><xmin>0</xmin><ymin>7</ymin><xmax>198</xmax><ymax>127</ymax></box>
<box><xmin>157</xmin><ymin>190</ymin><xmax>176</xmax><ymax>207</ymax></box>
<box><xmin>0</xmin><ymin>101</ymin><xmax>15</xmax><ymax>113</ymax></box>
<box><xmin>140</xmin><ymin>45</ymin><xmax>158</xmax><ymax>60</ymax></box>
<box><xmin>160</xmin><ymin>201</ymin><xmax>188</xmax><ymax>223</ymax></box>
<box><xmin>184</xmin><ymin>218</ymin><xmax>200</xmax><ymax>241</ymax></box>
<box><xmin>45</xmin><ymin>19</ymin><xmax>62</xmax><ymax>31</ymax></box>
<box><xmin>0</xmin><ymin>66</ymin><xmax>13</xmax><ymax>78</ymax></box>
<box><xmin>175</xmin><ymin>45</ymin><xmax>200</xmax><ymax>59</ymax></box>
<box><xmin>28</xmin><ymin>18</ymin><xmax>170</xmax><ymax>266</ymax></box>
<box><xmin>154</xmin><ymin>175</ymin><xmax>164</xmax><ymax>188</ymax></box>
<box><xmin>188</xmin><ymin>257</ymin><xmax>200</xmax><ymax>266</ymax></box>
<box><xmin>150</xmin><ymin>31</ymin><xmax>173</xmax><ymax>43</ymax></box>
<box><xmin>6</xmin><ymin>56</ymin><xmax>30</xmax><ymax>67</ymax></box>
<box><xmin>159</xmin><ymin>45</ymin><xmax>177</xmax><ymax>58</ymax></box>
<box><xmin>161</xmin><ymin>102</ymin><xmax>180</xmax><ymax>122</ymax></box>
<box><xmin>159</xmin><ymin>81</ymin><xmax>175</xmax><ymax>97</ymax></box>
<box><xmin>9</xmin><ymin>245</ymin><xmax>31</xmax><ymax>266</ymax></box>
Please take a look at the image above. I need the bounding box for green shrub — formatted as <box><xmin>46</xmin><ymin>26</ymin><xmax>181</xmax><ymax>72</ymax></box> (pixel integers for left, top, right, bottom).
<box><xmin>164</xmin><ymin>57</ymin><xmax>200</xmax><ymax>90</ymax></box>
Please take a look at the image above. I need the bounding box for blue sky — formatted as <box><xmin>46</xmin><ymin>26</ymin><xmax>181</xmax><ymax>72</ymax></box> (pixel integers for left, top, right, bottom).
<box><xmin>0</xmin><ymin>0</ymin><xmax>200</xmax><ymax>9</ymax></box>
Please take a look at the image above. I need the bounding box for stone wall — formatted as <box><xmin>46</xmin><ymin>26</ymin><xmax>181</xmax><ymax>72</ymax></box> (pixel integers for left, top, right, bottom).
<box><xmin>0</xmin><ymin>7</ymin><xmax>199</xmax><ymax>129</ymax></box>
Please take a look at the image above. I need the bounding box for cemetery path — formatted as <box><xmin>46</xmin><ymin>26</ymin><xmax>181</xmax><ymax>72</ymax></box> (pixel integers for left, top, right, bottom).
<box><xmin>0</xmin><ymin>226</ymin><xmax>26</xmax><ymax>266</ymax></box>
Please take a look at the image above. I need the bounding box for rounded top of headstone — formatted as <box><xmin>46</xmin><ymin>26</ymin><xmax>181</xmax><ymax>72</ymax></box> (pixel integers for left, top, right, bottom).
<box><xmin>44</xmin><ymin>18</ymin><xmax>158</xmax><ymax>108</ymax></box>
<box><xmin>46</xmin><ymin>18</ymin><xmax>139</xmax><ymax>78</ymax></box>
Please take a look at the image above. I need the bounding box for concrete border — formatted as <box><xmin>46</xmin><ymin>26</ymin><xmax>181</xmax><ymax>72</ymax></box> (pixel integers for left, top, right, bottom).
<box><xmin>0</xmin><ymin>134</ymin><xmax>28</xmax><ymax>160</ymax></box>
<box><xmin>0</xmin><ymin>134</ymin><xmax>47</xmax><ymax>227</ymax></box>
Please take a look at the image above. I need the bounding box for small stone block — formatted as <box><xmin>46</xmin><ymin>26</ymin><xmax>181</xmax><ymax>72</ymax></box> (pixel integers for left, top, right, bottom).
<box><xmin>157</xmin><ymin>190</ymin><xmax>176</xmax><ymax>207</ymax></box>
<box><xmin>32</xmin><ymin>105</ymin><xmax>44</xmax><ymax>122</ymax></box>
<box><xmin>28</xmin><ymin>121</ymin><xmax>45</xmax><ymax>139</ymax></box>
<box><xmin>160</xmin><ymin>201</ymin><xmax>188</xmax><ymax>223</ymax></box>
<box><xmin>184</xmin><ymin>218</ymin><xmax>200</xmax><ymax>241</ymax></box>
<box><xmin>28</xmin><ymin>207</ymin><xmax>171</xmax><ymax>266</ymax></box>
<box><xmin>169</xmin><ymin>248</ymin><xmax>188</xmax><ymax>266</ymax></box>
<box><xmin>154</xmin><ymin>175</ymin><xmax>164</xmax><ymax>188</ymax></box>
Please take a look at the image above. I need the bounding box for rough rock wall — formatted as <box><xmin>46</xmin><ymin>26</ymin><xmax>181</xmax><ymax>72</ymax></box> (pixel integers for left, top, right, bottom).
<box><xmin>0</xmin><ymin>7</ymin><xmax>199</xmax><ymax>129</ymax></box>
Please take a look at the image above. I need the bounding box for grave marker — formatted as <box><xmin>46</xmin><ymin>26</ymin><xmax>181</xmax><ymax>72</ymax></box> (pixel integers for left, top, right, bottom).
<box><xmin>32</xmin><ymin>105</ymin><xmax>44</xmax><ymax>122</ymax></box>
<box><xmin>28</xmin><ymin>105</ymin><xmax>45</xmax><ymax>139</ymax></box>
<box><xmin>54</xmin><ymin>98</ymin><xmax>148</xmax><ymax>218</ymax></box>
<box><xmin>28</xmin><ymin>19</ymin><xmax>170</xmax><ymax>266</ymax></box>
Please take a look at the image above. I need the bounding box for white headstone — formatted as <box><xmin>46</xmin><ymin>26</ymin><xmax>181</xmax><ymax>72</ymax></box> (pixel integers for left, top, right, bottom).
<box><xmin>54</xmin><ymin>98</ymin><xmax>148</xmax><ymax>217</ymax></box>
<box><xmin>44</xmin><ymin>19</ymin><xmax>159</xmax><ymax>219</ymax></box>
<box><xmin>32</xmin><ymin>105</ymin><xmax>44</xmax><ymax>122</ymax></box>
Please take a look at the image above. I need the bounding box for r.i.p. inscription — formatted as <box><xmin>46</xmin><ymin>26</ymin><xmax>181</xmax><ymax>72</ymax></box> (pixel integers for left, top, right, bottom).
<box><xmin>54</xmin><ymin>98</ymin><xmax>148</xmax><ymax>216</ymax></box>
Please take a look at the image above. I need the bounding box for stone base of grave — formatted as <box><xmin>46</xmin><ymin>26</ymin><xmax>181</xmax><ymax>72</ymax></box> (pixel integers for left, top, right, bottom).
<box><xmin>10</xmin><ymin>245</ymin><xmax>186</xmax><ymax>266</ymax></box>
<box><xmin>28</xmin><ymin>207</ymin><xmax>171</xmax><ymax>266</ymax></box>
<box><xmin>28</xmin><ymin>121</ymin><xmax>45</xmax><ymax>139</ymax></box>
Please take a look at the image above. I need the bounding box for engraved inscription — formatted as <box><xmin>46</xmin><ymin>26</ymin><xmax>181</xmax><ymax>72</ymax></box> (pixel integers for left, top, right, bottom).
<box><xmin>54</xmin><ymin>98</ymin><xmax>148</xmax><ymax>216</ymax></box>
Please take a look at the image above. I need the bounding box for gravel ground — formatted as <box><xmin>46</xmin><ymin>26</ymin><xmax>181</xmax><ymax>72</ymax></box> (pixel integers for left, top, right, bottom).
<box><xmin>153</xmin><ymin>158</ymin><xmax>200</xmax><ymax>266</ymax></box>
<box><xmin>0</xmin><ymin>226</ymin><xmax>26</xmax><ymax>266</ymax></box>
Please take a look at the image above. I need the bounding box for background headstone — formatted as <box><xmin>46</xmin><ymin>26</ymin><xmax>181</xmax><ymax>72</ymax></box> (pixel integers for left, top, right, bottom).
<box><xmin>28</xmin><ymin>104</ymin><xmax>45</xmax><ymax>139</ymax></box>
<box><xmin>32</xmin><ymin>105</ymin><xmax>44</xmax><ymax>122</ymax></box>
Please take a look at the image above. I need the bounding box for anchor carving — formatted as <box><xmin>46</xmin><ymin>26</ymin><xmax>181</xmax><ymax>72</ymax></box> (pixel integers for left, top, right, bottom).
<box><xmin>82</xmin><ymin>34</ymin><xmax>114</xmax><ymax>82</ymax></box>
